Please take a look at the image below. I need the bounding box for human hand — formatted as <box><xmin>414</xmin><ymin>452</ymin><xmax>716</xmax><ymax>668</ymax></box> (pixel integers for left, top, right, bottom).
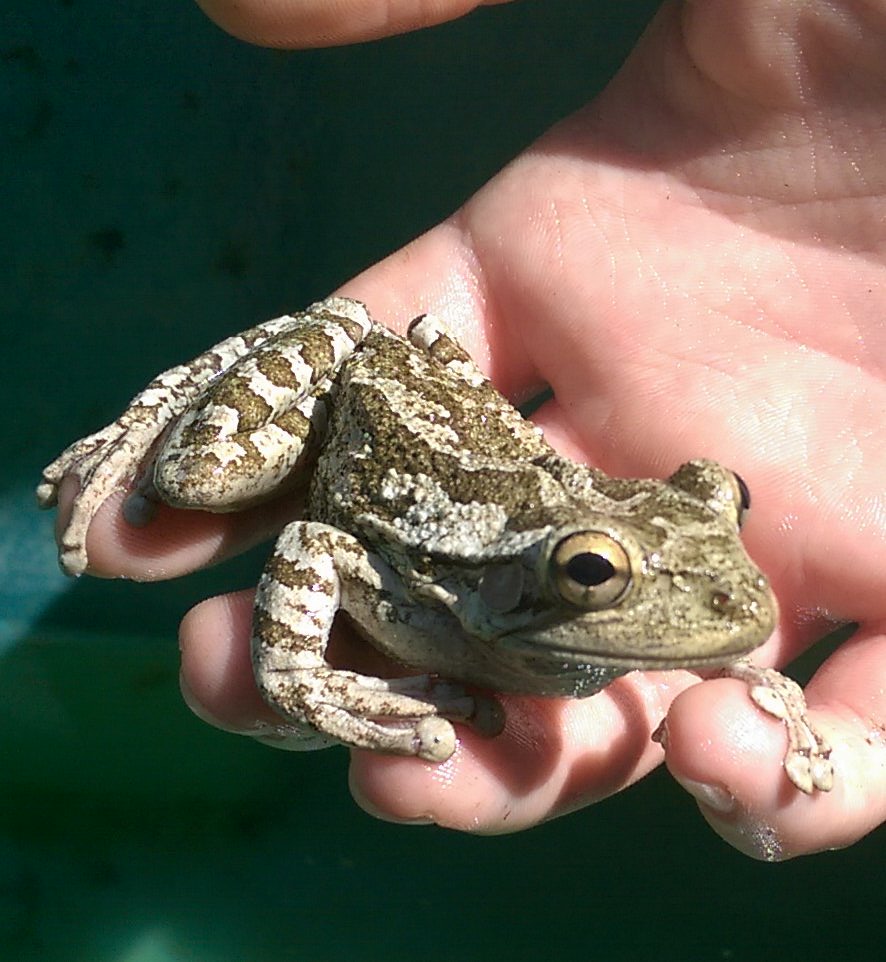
<box><xmin>62</xmin><ymin>0</ymin><xmax>886</xmax><ymax>859</ymax></box>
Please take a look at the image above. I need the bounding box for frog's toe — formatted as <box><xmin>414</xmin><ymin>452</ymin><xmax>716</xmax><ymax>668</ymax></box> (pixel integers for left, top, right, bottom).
<box><xmin>723</xmin><ymin>659</ymin><xmax>834</xmax><ymax>794</ymax></box>
<box><xmin>468</xmin><ymin>694</ymin><xmax>506</xmax><ymax>737</ymax></box>
<box><xmin>35</xmin><ymin>477</ymin><xmax>60</xmax><ymax>508</ymax></box>
<box><xmin>122</xmin><ymin>490</ymin><xmax>159</xmax><ymax>527</ymax></box>
<box><xmin>414</xmin><ymin>716</ymin><xmax>458</xmax><ymax>761</ymax></box>
<box><xmin>783</xmin><ymin>745</ymin><xmax>835</xmax><ymax>795</ymax></box>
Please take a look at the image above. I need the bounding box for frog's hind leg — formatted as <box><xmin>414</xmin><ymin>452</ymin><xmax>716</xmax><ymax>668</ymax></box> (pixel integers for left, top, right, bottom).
<box><xmin>253</xmin><ymin>521</ymin><xmax>500</xmax><ymax>761</ymax></box>
<box><xmin>38</xmin><ymin>295</ymin><xmax>372</xmax><ymax>575</ymax></box>
<box><xmin>406</xmin><ymin>313</ymin><xmax>489</xmax><ymax>389</ymax></box>
<box><xmin>152</xmin><ymin>298</ymin><xmax>373</xmax><ymax>511</ymax></box>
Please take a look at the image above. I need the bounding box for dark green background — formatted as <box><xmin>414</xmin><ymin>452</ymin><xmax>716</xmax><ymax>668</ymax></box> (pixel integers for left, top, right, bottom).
<box><xmin>2</xmin><ymin>0</ymin><xmax>881</xmax><ymax>958</ymax></box>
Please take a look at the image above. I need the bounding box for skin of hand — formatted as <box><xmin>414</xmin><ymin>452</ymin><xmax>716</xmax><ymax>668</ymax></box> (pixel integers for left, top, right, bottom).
<box><xmin>61</xmin><ymin>0</ymin><xmax>886</xmax><ymax>859</ymax></box>
<box><xmin>193</xmin><ymin>0</ymin><xmax>516</xmax><ymax>46</ymax></box>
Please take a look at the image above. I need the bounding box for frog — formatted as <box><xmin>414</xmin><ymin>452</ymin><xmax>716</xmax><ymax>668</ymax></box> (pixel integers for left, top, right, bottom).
<box><xmin>37</xmin><ymin>296</ymin><xmax>832</xmax><ymax>793</ymax></box>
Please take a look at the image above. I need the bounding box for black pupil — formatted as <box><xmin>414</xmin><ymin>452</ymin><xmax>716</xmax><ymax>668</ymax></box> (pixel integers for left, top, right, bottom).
<box><xmin>566</xmin><ymin>552</ymin><xmax>615</xmax><ymax>587</ymax></box>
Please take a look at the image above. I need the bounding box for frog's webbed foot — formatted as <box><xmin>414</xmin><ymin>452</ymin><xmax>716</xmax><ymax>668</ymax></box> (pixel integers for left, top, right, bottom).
<box><xmin>723</xmin><ymin>659</ymin><xmax>834</xmax><ymax>794</ymax></box>
<box><xmin>37</xmin><ymin>409</ymin><xmax>178</xmax><ymax>576</ymax></box>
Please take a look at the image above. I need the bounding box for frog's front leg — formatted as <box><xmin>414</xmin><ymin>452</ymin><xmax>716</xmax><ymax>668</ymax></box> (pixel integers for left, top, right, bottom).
<box><xmin>37</xmin><ymin>296</ymin><xmax>372</xmax><ymax>575</ymax></box>
<box><xmin>721</xmin><ymin>660</ymin><xmax>833</xmax><ymax>794</ymax></box>
<box><xmin>253</xmin><ymin>521</ymin><xmax>500</xmax><ymax>761</ymax></box>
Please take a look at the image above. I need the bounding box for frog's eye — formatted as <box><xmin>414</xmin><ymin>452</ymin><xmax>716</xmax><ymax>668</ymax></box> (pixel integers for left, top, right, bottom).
<box><xmin>667</xmin><ymin>460</ymin><xmax>752</xmax><ymax>529</ymax></box>
<box><xmin>732</xmin><ymin>472</ymin><xmax>751</xmax><ymax>529</ymax></box>
<box><xmin>550</xmin><ymin>532</ymin><xmax>632</xmax><ymax>609</ymax></box>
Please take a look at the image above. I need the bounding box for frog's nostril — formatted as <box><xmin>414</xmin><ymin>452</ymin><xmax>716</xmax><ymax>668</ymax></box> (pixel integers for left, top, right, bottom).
<box><xmin>710</xmin><ymin>590</ymin><xmax>733</xmax><ymax>613</ymax></box>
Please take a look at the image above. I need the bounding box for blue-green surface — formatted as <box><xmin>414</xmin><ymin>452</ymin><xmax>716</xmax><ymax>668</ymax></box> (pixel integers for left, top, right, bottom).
<box><xmin>1</xmin><ymin>1</ymin><xmax>882</xmax><ymax>959</ymax></box>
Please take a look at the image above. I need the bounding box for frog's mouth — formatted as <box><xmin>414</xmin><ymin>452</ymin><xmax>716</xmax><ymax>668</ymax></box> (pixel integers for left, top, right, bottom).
<box><xmin>497</xmin><ymin>637</ymin><xmax>761</xmax><ymax>673</ymax></box>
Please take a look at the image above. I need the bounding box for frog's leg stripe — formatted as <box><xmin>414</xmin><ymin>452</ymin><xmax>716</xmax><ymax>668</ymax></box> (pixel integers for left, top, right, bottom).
<box><xmin>36</xmin><ymin>296</ymin><xmax>372</xmax><ymax>575</ymax></box>
<box><xmin>252</xmin><ymin>521</ymin><xmax>479</xmax><ymax>761</ymax></box>
<box><xmin>406</xmin><ymin>312</ymin><xmax>550</xmax><ymax>455</ymax></box>
<box><xmin>154</xmin><ymin>304</ymin><xmax>373</xmax><ymax>509</ymax></box>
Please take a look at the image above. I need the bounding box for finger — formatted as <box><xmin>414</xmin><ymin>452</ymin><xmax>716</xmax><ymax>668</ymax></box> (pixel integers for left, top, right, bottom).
<box><xmin>179</xmin><ymin>585</ymin><xmax>708</xmax><ymax>830</ymax></box>
<box><xmin>349</xmin><ymin>671</ymin><xmax>702</xmax><ymax>833</ymax></box>
<box><xmin>195</xmin><ymin>0</ymin><xmax>514</xmax><ymax>48</ymax></box>
<box><xmin>59</xmin><ymin>476</ymin><xmax>300</xmax><ymax>580</ymax></box>
<box><xmin>179</xmin><ymin>589</ymin><xmax>268</xmax><ymax>731</ymax></box>
<box><xmin>660</xmin><ymin>622</ymin><xmax>886</xmax><ymax>860</ymax></box>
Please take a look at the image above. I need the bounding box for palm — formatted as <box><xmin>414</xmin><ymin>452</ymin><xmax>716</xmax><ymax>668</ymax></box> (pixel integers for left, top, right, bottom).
<box><xmin>339</xmin><ymin>3</ymin><xmax>886</xmax><ymax>849</ymax></box>
<box><xmin>457</xmin><ymin>107</ymin><xmax>886</xmax><ymax>666</ymax></box>
<box><xmin>75</xmin><ymin>1</ymin><xmax>886</xmax><ymax>857</ymax></box>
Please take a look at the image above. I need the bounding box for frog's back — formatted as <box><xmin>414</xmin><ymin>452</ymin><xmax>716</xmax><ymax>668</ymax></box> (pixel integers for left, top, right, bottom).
<box><xmin>308</xmin><ymin>324</ymin><xmax>557</xmax><ymax>541</ymax></box>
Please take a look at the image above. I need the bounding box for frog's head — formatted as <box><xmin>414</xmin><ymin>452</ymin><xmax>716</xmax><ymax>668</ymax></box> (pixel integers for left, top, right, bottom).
<box><xmin>473</xmin><ymin>460</ymin><xmax>777</xmax><ymax>690</ymax></box>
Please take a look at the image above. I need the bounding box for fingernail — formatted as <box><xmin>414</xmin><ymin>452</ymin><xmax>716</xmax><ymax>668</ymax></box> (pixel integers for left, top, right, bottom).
<box><xmin>676</xmin><ymin>777</ymin><xmax>736</xmax><ymax>814</ymax></box>
<box><xmin>699</xmin><ymin>809</ymin><xmax>787</xmax><ymax>862</ymax></box>
<box><xmin>250</xmin><ymin>724</ymin><xmax>339</xmax><ymax>752</ymax></box>
<box><xmin>179</xmin><ymin>673</ymin><xmax>220</xmax><ymax>724</ymax></box>
<box><xmin>179</xmin><ymin>673</ymin><xmax>244</xmax><ymax>733</ymax></box>
<box><xmin>351</xmin><ymin>790</ymin><xmax>435</xmax><ymax>826</ymax></box>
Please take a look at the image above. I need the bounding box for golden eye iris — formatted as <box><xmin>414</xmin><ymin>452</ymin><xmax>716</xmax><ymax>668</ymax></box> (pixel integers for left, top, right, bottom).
<box><xmin>551</xmin><ymin>532</ymin><xmax>633</xmax><ymax>609</ymax></box>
